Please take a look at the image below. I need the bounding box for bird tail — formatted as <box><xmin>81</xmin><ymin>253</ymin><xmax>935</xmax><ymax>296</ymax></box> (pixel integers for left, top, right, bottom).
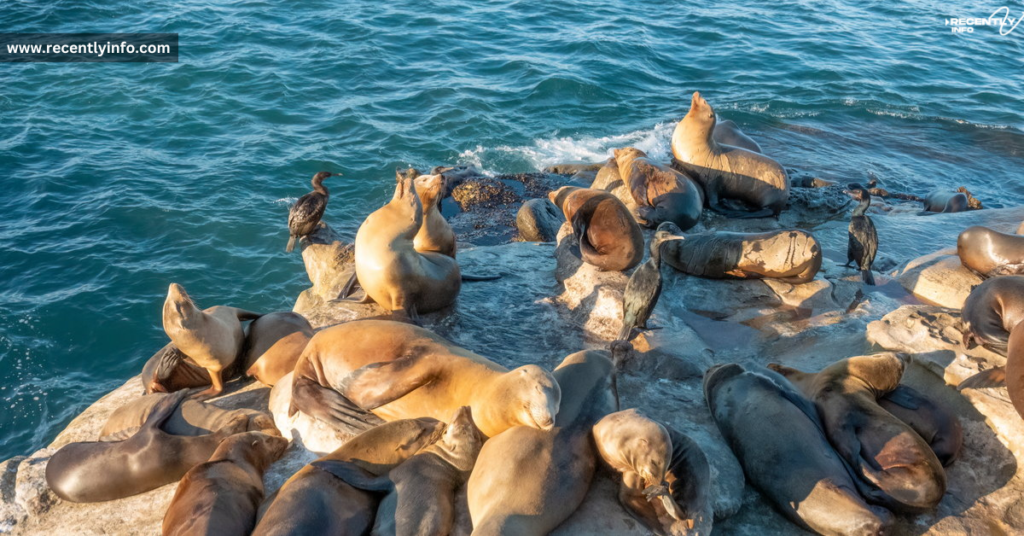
<box><xmin>285</xmin><ymin>235</ymin><xmax>297</xmax><ymax>253</ymax></box>
<box><xmin>617</xmin><ymin>324</ymin><xmax>633</xmax><ymax>342</ymax></box>
<box><xmin>861</xmin><ymin>269</ymin><xmax>876</xmax><ymax>286</ymax></box>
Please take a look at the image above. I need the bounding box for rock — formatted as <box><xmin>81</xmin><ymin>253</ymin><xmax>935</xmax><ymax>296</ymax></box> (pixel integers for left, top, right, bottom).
<box><xmin>0</xmin><ymin>457</ymin><xmax>27</xmax><ymax>531</ymax></box>
<box><xmin>898</xmin><ymin>248</ymin><xmax>982</xmax><ymax>308</ymax></box>
<box><xmin>14</xmin><ymin>453</ymin><xmax>54</xmax><ymax>517</ymax></box>
<box><xmin>516</xmin><ymin>198</ymin><xmax>563</xmax><ymax>242</ymax></box>
<box><xmin>543</xmin><ymin>162</ymin><xmax>605</xmax><ymax>175</ymax></box>
<box><xmin>451</xmin><ymin>178</ymin><xmax>519</xmax><ymax>211</ymax></box>
<box><xmin>762</xmin><ymin>277</ymin><xmax>837</xmax><ymax>310</ymax></box>
<box><xmin>554</xmin><ymin>222</ymin><xmax>629</xmax><ymax>340</ymax></box>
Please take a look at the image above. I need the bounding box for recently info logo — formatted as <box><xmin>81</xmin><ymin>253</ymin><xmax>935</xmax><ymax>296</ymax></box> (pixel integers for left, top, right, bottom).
<box><xmin>946</xmin><ymin>7</ymin><xmax>1022</xmax><ymax>34</ymax></box>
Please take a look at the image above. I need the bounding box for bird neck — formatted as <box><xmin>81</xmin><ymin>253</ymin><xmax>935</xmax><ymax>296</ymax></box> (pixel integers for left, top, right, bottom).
<box><xmin>312</xmin><ymin>179</ymin><xmax>329</xmax><ymax>196</ymax></box>
<box><xmin>852</xmin><ymin>198</ymin><xmax>869</xmax><ymax>217</ymax></box>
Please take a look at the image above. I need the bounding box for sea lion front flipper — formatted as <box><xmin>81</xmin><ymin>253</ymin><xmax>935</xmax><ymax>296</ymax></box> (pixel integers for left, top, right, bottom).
<box><xmin>230</xmin><ymin>308</ymin><xmax>263</xmax><ymax>321</ymax></box>
<box><xmin>290</xmin><ymin>374</ymin><xmax>385</xmax><ymax>432</ymax></box>
<box><xmin>616</xmin><ymin>474</ymin><xmax>666</xmax><ymax>536</ymax></box>
<box><xmin>570</xmin><ymin>206</ymin><xmax>589</xmax><ymax>242</ymax></box>
<box><xmin>957</xmin><ymin>366</ymin><xmax>1007</xmax><ymax>391</ymax></box>
<box><xmin>337</xmin><ymin>271</ymin><xmax>360</xmax><ymax>300</ymax></box>
<box><xmin>337</xmin><ymin>354</ymin><xmax>439</xmax><ymax>411</ymax></box>
<box><xmin>311</xmin><ymin>460</ymin><xmax>394</xmax><ymax>493</ymax></box>
<box><xmin>882</xmin><ymin>385</ymin><xmax>923</xmax><ymax>409</ymax></box>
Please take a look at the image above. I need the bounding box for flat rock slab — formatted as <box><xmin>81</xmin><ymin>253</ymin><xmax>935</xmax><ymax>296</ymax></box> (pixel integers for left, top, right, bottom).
<box><xmin>897</xmin><ymin>248</ymin><xmax>982</xmax><ymax>309</ymax></box>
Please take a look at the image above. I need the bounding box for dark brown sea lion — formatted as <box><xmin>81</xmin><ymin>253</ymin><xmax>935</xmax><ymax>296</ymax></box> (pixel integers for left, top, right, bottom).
<box><xmin>162</xmin><ymin>431</ymin><xmax>288</xmax><ymax>536</ymax></box>
<box><xmin>466</xmin><ymin>344</ymin><xmax>623</xmax><ymax>535</ymax></box>
<box><xmin>922</xmin><ymin>191</ymin><xmax>969</xmax><ymax>213</ymax></box>
<box><xmin>45</xmin><ymin>391</ymin><xmax>249</xmax><ymax>503</ymax></box>
<box><xmin>878</xmin><ymin>385</ymin><xmax>963</xmax><ymax>467</ymax></box>
<box><xmin>960</xmin><ymin>275</ymin><xmax>1024</xmax><ymax>355</ymax></box>
<box><xmin>141</xmin><ymin>343</ymin><xmax>211</xmax><ymax>394</ymax></box>
<box><xmin>548</xmin><ymin>185</ymin><xmax>644</xmax><ymax>271</ymax></box>
<box><xmin>957</xmin><ymin>226</ymin><xmax>1024</xmax><ymax>278</ymax></box>
<box><xmin>614</xmin><ymin>147</ymin><xmax>703</xmax><ymax>231</ymax></box>
<box><xmin>99</xmin><ymin>393</ymin><xmax>276</xmax><ymax>441</ymax></box>
<box><xmin>712</xmin><ymin>118</ymin><xmax>762</xmax><ymax>153</ymax></box>
<box><xmin>704</xmin><ymin>364</ymin><xmax>892</xmax><ymax>535</ymax></box>
<box><xmin>658</xmin><ymin>222</ymin><xmax>822</xmax><ymax>284</ymax></box>
<box><xmin>769</xmin><ymin>353</ymin><xmax>946</xmax><ymax>513</ymax></box>
<box><xmin>671</xmin><ymin>92</ymin><xmax>789</xmax><ymax>218</ymax></box>
<box><xmin>242</xmin><ymin>312</ymin><xmax>314</xmax><ymax>387</ymax></box>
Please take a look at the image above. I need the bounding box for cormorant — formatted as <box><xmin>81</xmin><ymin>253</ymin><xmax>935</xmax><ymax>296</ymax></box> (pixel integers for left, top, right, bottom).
<box><xmin>286</xmin><ymin>171</ymin><xmax>338</xmax><ymax>252</ymax></box>
<box><xmin>844</xmin><ymin>185</ymin><xmax>877</xmax><ymax>285</ymax></box>
<box><xmin>618</xmin><ymin>224</ymin><xmax>670</xmax><ymax>341</ymax></box>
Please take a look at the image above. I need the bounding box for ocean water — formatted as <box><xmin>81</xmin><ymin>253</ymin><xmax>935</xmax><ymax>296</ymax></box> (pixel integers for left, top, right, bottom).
<box><xmin>1</xmin><ymin>0</ymin><xmax>1023</xmax><ymax>459</ymax></box>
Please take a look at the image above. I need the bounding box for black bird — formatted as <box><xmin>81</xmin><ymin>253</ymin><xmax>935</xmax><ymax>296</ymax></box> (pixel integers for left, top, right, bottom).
<box><xmin>844</xmin><ymin>185</ymin><xmax>877</xmax><ymax>285</ymax></box>
<box><xmin>286</xmin><ymin>171</ymin><xmax>338</xmax><ymax>252</ymax></box>
<box><xmin>618</xmin><ymin>224</ymin><xmax>670</xmax><ymax>341</ymax></box>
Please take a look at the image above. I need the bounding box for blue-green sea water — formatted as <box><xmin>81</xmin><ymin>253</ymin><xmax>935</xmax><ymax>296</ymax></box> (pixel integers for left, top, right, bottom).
<box><xmin>2</xmin><ymin>0</ymin><xmax>1023</xmax><ymax>458</ymax></box>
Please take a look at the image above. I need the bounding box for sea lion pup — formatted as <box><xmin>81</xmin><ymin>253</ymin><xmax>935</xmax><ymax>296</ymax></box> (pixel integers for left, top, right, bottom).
<box><xmin>286</xmin><ymin>171</ymin><xmax>337</xmax><ymax>252</ymax></box>
<box><xmin>290</xmin><ymin>319</ymin><xmax>561</xmax><ymax>436</ymax></box>
<box><xmin>844</xmin><ymin>185</ymin><xmax>878</xmax><ymax>285</ymax></box>
<box><xmin>253</xmin><ymin>418</ymin><xmax>445</xmax><ymax>536</ymax></box>
<box><xmin>593</xmin><ymin>409</ymin><xmax>712</xmax><ymax>536</ymax></box>
<box><xmin>312</xmin><ymin>406</ymin><xmax>484</xmax><ymax>536</ymax></box>
<box><xmin>957</xmin><ymin>225</ymin><xmax>1024</xmax><ymax>278</ymax></box>
<box><xmin>960</xmin><ymin>275</ymin><xmax>1024</xmax><ymax>356</ymax></box>
<box><xmin>467</xmin><ymin>343</ymin><xmax>623</xmax><ymax>535</ymax></box>
<box><xmin>768</xmin><ymin>353</ymin><xmax>947</xmax><ymax>513</ymax></box>
<box><xmin>671</xmin><ymin>92</ymin><xmax>789</xmax><ymax>218</ymax></box>
<box><xmin>354</xmin><ymin>177</ymin><xmax>461</xmax><ymax>319</ymax></box>
<box><xmin>45</xmin><ymin>391</ymin><xmax>249</xmax><ymax>503</ymax></box>
<box><xmin>142</xmin><ymin>342</ymin><xmax>210</xmax><ymax>394</ymax></box>
<box><xmin>412</xmin><ymin>171</ymin><xmax>457</xmax><ymax>258</ymax></box>
<box><xmin>162</xmin><ymin>283</ymin><xmax>262</xmax><ymax>400</ymax></box>
<box><xmin>704</xmin><ymin>364</ymin><xmax>892</xmax><ymax>536</ymax></box>
<box><xmin>242</xmin><ymin>312</ymin><xmax>314</xmax><ymax>386</ymax></box>
<box><xmin>658</xmin><ymin>222</ymin><xmax>822</xmax><ymax>284</ymax></box>
<box><xmin>921</xmin><ymin>190</ymin><xmax>969</xmax><ymax>214</ymax></box>
<box><xmin>712</xmin><ymin>118</ymin><xmax>762</xmax><ymax>153</ymax></box>
<box><xmin>99</xmin><ymin>393</ymin><xmax>277</xmax><ymax>441</ymax></box>
<box><xmin>619</xmin><ymin>226</ymin><xmax>672</xmax><ymax>341</ymax></box>
<box><xmin>548</xmin><ymin>185</ymin><xmax>644</xmax><ymax>271</ymax></box>
<box><xmin>614</xmin><ymin>146</ymin><xmax>703</xmax><ymax>231</ymax></box>
<box><xmin>878</xmin><ymin>385</ymin><xmax>963</xmax><ymax>467</ymax></box>
<box><xmin>163</xmin><ymin>431</ymin><xmax>288</xmax><ymax>536</ymax></box>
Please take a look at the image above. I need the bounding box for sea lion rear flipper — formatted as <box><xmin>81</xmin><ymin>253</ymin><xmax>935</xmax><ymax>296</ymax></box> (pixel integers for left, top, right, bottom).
<box><xmin>570</xmin><ymin>206</ymin><xmax>588</xmax><ymax>242</ymax></box>
<box><xmin>290</xmin><ymin>375</ymin><xmax>385</xmax><ymax>432</ymax></box>
<box><xmin>233</xmin><ymin>309</ymin><xmax>264</xmax><ymax>322</ymax></box>
<box><xmin>957</xmin><ymin>367</ymin><xmax>1007</xmax><ymax>391</ymax></box>
<box><xmin>338</xmin><ymin>354</ymin><xmax>438</xmax><ymax>410</ymax></box>
<box><xmin>882</xmin><ymin>385</ymin><xmax>923</xmax><ymax>409</ymax></box>
<box><xmin>310</xmin><ymin>460</ymin><xmax>394</xmax><ymax>493</ymax></box>
<box><xmin>142</xmin><ymin>390</ymin><xmax>188</xmax><ymax>431</ymax></box>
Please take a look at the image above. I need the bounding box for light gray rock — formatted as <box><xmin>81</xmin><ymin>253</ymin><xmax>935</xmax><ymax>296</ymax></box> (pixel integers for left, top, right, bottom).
<box><xmin>898</xmin><ymin>248</ymin><xmax>982</xmax><ymax>309</ymax></box>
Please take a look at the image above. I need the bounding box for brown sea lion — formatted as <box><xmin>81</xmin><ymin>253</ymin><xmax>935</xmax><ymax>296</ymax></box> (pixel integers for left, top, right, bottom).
<box><xmin>614</xmin><ymin>147</ymin><xmax>704</xmax><ymax>231</ymax></box>
<box><xmin>769</xmin><ymin>353</ymin><xmax>946</xmax><ymax>513</ymax></box>
<box><xmin>548</xmin><ymin>186</ymin><xmax>644</xmax><ymax>271</ymax></box>
<box><xmin>253</xmin><ymin>417</ymin><xmax>445</xmax><ymax>536</ymax></box>
<box><xmin>412</xmin><ymin>172</ymin><xmax>457</xmax><ymax>258</ymax></box>
<box><xmin>671</xmin><ymin>92</ymin><xmax>789</xmax><ymax>218</ymax></box>
<box><xmin>312</xmin><ymin>406</ymin><xmax>484</xmax><ymax>536</ymax></box>
<box><xmin>1007</xmin><ymin>321</ymin><xmax>1024</xmax><ymax>421</ymax></box>
<box><xmin>45</xmin><ymin>391</ymin><xmax>249</xmax><ymax>503</ymax></box>
<box><xmin>712</xmin><ymin>118</ymin><xmax>762</xmax><ymax>153</ymax></box>
<box><xmin>100</xmin><ymin>393</ymin><xmax>276</xmax><ymax>441</ymax></box>
<box><xmin>141</xmin><ymin>343</ymin><xmax>211</xmax><ymax>394</ymax></box>
<box><xmin>242</xmin><ymin>312</ymin><xmax>313</xmax><ymax>387</ymax></box>
<box><xmin>705</xmin><ymin>364</ymin><xmax>892</xmax><ymax>535</ymax></box>
<box><xmin>467</xmin><ymin>344</ymin><xmax>623</xmax><ymax>535</ymax></box>
<box><xmin>957</xmin><ymin>226</ymin><xmax>1024</xmax><ymax>278</ymax></box>
<box><xmin>658</xmin><ymin>222</ymin><xmax>822</xmax><ymax>284</ymax></box>
<box><xmin>591</xmin><ymin>156</ymin><xmax>641</xmax><ymax>217</ymax></box>
<box><xmin>922</xmin><ymin>191</ymin><xmax>969</xmax><ymax>213</ymax></box>
<box><xmin>162</xmin><ymin>283</ymin><xmax>262</xmax><ymax>400</ymax></box>
<box><xmin>878</xmin><ymin>385</ymin><xmax>963</xmax><ymax>467</ymax></box>
<box><xmin>289</xmin><ymin>319</ymin><xmax>560</xmax><ymax>437</ymax></box>
<box><xmin>163</xmin><ymin>431</ymin><xmax>288</xmax><ymax>536</ymax></box>
<box><xmin>960</xmin><ymin>275</ymin><xmax>1024</xmax><ymax>355</ymax></box>
<box><xmin>354</xmin><ymin>178</ymin><xmax>461</xmax><ymax>319</ymax></box>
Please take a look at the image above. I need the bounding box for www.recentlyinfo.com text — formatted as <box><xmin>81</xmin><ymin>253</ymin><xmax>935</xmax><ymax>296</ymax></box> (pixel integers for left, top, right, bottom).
<box><xmin>0</xmin><ymin>33</ymin><xmax>178</xmax><ymax>62</ymax></box>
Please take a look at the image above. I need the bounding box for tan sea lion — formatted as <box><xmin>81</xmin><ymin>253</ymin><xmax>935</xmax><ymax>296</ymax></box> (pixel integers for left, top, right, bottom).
<box><xmin>467</xmin><ymin>344</ymin><xmax>623</xmax><ymax>535</ymax></box>
<box><xmin>922</xmin><ymin>191</ymin><xmax>969</xmax><ymax>213</ymax></box>
<box><xmin>614</xmin><ymin>147</ymin><xmax>703</xmax><ymax>231</ymax></box>
<box><xmin>671</xmin><ymin>92</ymin><xmax>789</xmax><ymax>218</ymax></box>
<box><xmin>960</xmin><ymin>275</ymin><xmax>1024</xmax><ymax>355</ymax></box>
<box><xmin>957</xmin><ymin>226</ymin><xmax>1024</xmax><ymax>278</ymax></box>
<box><xmin>354</xmin><ymin>178</ymin><xmax>461</xmax><ymax>319</ymax></box>
<box><xmin>591</xmin><ymin>156</ymin><xmax>641</xmax><ymax>217</ymax></box>
<box><xmin>769</xmin><ymin>353</ymin><xmax>946</xmax><ymax>513</ymax></box>
<box><xmin>242</xmin><ymin>312</ymin><xmax>314</xmax><ymax>386</ymax></box>
<box><xmin>99</xmin><ymin>393</ymin><xmax>276</xmax><ymax>441</ymax></box>
<box><xmin>712</xmin><ymin>118</ymin><xmax>762</xmax><ymax>153</ymax></box>
<box><xmin>658</xmin><ymin>222</ymin><xmax>822</xmax><ymax>283</ymax></box>
<box><xmin>878</xmin><ymin>385</ymin><xmax>963</xmax><ymax>467</ymax></box>
<box><xmin>253</xmin><ymin>417</ymin><xmax>445</xmax><ymax>536</ymax></box>
<box><xmin>1007</xmin><ymin>321</ymin><xmax>1024</xmax><ymax>421</ymax></box>
<box><xmin>289</xmin><ymin>319</ymin><xmax>561</xmax><ymax>437</ymax></box>
<box><xmin>163</xmin><ymin>431</ymin><xmax>288</xmax><ymax>536</ymax></box>
<box><xmin>548</xmin><ymin>185</ymin><xmax>644</xmax><ymax>271</ymax></box>
<box><xmin>45</xmin><ymin>391</ymin><xmax>249</xmax><ymax>503</ymax></box>
<box><xmin>162</xmin><ymin>283</ymin><xmax>262</xmax><ymax>400</ymax></box>
<box><xmin>412</xmin><ymin>172</ymin><xmax>457</xmax><ymax>257</ymax></box>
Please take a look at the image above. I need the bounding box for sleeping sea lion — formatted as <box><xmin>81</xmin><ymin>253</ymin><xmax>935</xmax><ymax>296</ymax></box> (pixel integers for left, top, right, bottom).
<box><xmin>922</xmin><ymin>191</ymin><xmax>969</xmax><ymax>214</ymax></box>
<box><xmin>878</xmin><ymin>385</ymin><xmax>963</xmax><ymax>467</ymax></box>
<box><xmin>614</xmin><ymin>147</ymin><xmax>703</xmax><ymax>231</ymax></box>
<box><xmin>100</xmin><ymin>393</ymin><xmax>276</xmax><ymax>441</ymax></box>
<box><xmin>957</xmin><ymin>225</ymin><xmax>1024</xmax><ymax>278</ymax></box>
<box><xmin>548</xmin><ymin>186</ymin><xmax>644</xmax><ymax>271</ymax></box>
<box><xmin>242</xmin><ymin>312</ymin><xmax>314</xmax><ymax>387</ymax></box>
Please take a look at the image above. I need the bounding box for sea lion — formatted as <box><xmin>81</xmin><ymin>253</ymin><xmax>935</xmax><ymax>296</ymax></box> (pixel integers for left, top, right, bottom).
<box><xmin>704</xmin><ymin>364</ymin><xmax>892</xmax><ymax>535</ymax></box>
<box><xmin>467</xmin><ymin>343</ymin><xmax>623</xmax><ymax>535</ymax></box>
<box><xmin>960</xmin><ymin>275</ymin><xmax>1024</xmax><ymax>355</ymax></box>
<box><xmin>591</xmin><ymin>157</ymin><xmax>641</xmax><ymax>216</ymax></box>
<box><xmin>548</xmin><ymin>185</ymin><xmax>644</xmax><ymax>271</ymax></box>
<box><xmin>45</xmin><ymin>391</ymin><xmax>249</xmax><ymax>503</ymax></box>
<box><xmin>355</xmin><ymin>178</ymin><xmax>461</xmax><ymax>319</ymax></box>
<box><xmin>878</xmin><ymin>385</ymin><xmax>963</xmax><ymax>467</ymax></box>
<box><xmin>412</xmin><ymin>172</ymin><xmax>457</xmax><ymax>258</ymax></box>
<box><xmin>99</xmin><ymin>393</ymin><xmax>276</xmax><ymax>441</ymax></box>
<box><xmin>286</xmin><ymin>171</ymin><xmax>337</xmax><ymax>252</ymax></box>
<box><xmin>658</xmin><ymin>222</ymin><xmax>822</xmax><ymax>284</ymax></box>
<box><xmin>312</xmin><ymin>406</ymin><xmax>484</xmax><ymax>536</ymax></box>
<box><xmin>619</xmin><ymin>227</ymin><xmax>670</xmax><ymax>341</ymax></box>
<box><xmin>712</xmin><ymin>118</ymin><xmax>762</xmax><ymax>153</ymax></box>
<box><xmin>614</xmin><ymin>147</ymin><xmax>703</xmax><ymax>231</ymax></box>
<box><xmin>242</xmin><ymin>312</ymin><xmax>314</xmax><ymax>387</ymax></box>
<box><xmin>593</xmin><ymin>409</ymin><xmax>712</xmax><ymax>536</ymax></box>
<box><xmin>253</xmin><ymin>417</ymin><xmax>445</xmax><ymax>536</ymax></box>
<box><xmin>544</xmin><ymin>162</ymin><xmax>606</xmax><ymax>175</ymax></box>
<box><xmin>957</xmin><ymin>226</ymin><xmax>1024</xmax><ymax>278</ymax></box>
<box><xmin>141</xmin><ymin>343</ymin><xmax>211</xmax><ymax>394</ymax></box>
<box><xmin>671</xmin><ymin>92</ymin><xmax>789</xmax><ymax>218</ymax></box>
<box><xmin>922</xmin><ymin>190</ymin><xmax>969</xmax><ymax>214</ymax></box>
<box><xmin>516</xmin><ymin>198</ymin><xmax>563</xmax><ymax>242</ymax></box>
<box><xmin>163</xmin><ymin>431</ymin><xmax>288</xmax><ymax>536</ymax></box>
<box><xmin>769</xmin><ymin>353</ymin><xmax>946</xmax><ymax>512</ymax></box>
<box><xmin>162</xmin><ymin>283</ymin><xmax>262</xmax><ymax>400</ymax></box>
<box><xmin>1006</xmin><ymin>321</ymin><xmax>1024</xmax><ymax>421</ymax></box>
<box><xmin>289</xmin><ymin>319</ymin><xmax>561</xmax><ymax>437</ymax></box>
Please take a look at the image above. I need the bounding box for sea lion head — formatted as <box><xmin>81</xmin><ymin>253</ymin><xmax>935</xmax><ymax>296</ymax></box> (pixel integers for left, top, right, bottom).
<box><xmin>547</xmin><ymin>186</ymin><xmax>578</xmax><ymax>213</ymax></box>
<box><xmin>390</xmin><ymin>177</ymin><xmax>424</xmax><ymax>231</ymax></box>
<box><xmin>213</xmin><ymin>431</ymin><xmax>289</xmax><ymax>472</ymax></box>
<box><xmin>685</xmin><ymin>91</ymin><xmax>716</xmax><ymax>136</ymax></box>
<box><xmin>846</xmin><ymin>352</ymin><xmax>908</xmax><ymax>394</ymax></box>
<box><xmin>414</xmin><ymin>174</ymin><xmax>445</xmax><ymax>210</ymax></box>
<box><xmin>612</xmin><ymin>146</ymin><xmax>646</xmax><ymax>166</ymax></box>
<box><xmin>437</xmin><ymin>406</ymin><xmax>485</xmax><ymax>472</ymax></box>
<box><xmin>391</xmin><ymin>418</ymin><xmax>447</xmax><ymax>456</ymax></box>
<box><xmin>395</xmin><ymin>167</ymin><xmax>421</xmax><ymax>182</ymax></box>
<box><xmin>507</xmin><ymin>364</ymin><xmax>561</xmax><ymax>431</ymax></box>
<box><xmin>702</xmin><ymin>363</ymin><xmax>746</xmax><ymax>404</ymax></box>
<box><xmin>146</xmin><ymin>345</ymin><xmax>184</xmax><ymax>393</ymax></box>
<box><xmin>597</xmin><ymin>409</ymin><xmax>672</xmax><ymax>488</ymax></box>
<box><xmin>163</xmin><ymin>283</ymin><xmax>200</xmax><ymax>329</ymax></box>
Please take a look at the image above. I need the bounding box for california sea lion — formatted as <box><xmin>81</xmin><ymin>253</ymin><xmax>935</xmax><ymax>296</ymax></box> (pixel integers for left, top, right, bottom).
<box><xmin>960</xmin><ymin>275</ymin><xmax>1024</xmax><ymax>355</ymax></box>
<box><xmin>671</xmin><ymin>92</ymin><xmax>789</xmax><ymax>218</ymax></box>
<box><xmin>1006</xmin><ymin>321</ymin><xmax>1024</xmax><ymax>421</ymax></box>
<box><xmin>312</xmin><ymin>406</ymin><xmax>484</xmax><ymax>536</ymax></box>
<box><xmin>922</xmin><ymin>190</ymin><xmax>969</xmax><ymax>214</ymax></box>
<box><xmin>163</xmin><ymin>431</ymin><xmax>287</xmax><ymax>536</ymax></box>
<box><xmin>591</xmin><ymin>156</ymin><xmax>640</xmax><ymax>217</ymax></box>
<box><xmin>162</xmin><ymin>283</ymin><xmax>262</xmax><ymax>400</ymax></box>
<box><xmin>712</xmin><ymin>118</ymin><xmax>762</xmax><ymax>153</ymax></box>
<box><xmin>290</xmin><ymin>319</ymin><xmax>561</xmax><ymax>437</ymax></box>
<box><xmin>614</xmin><ymin>147</ymin><xmax>703</xmax><ymax>231</ymax></box>
<box><xmin>286</xmin><ymin>171</ymin><xmax>337</xmax><ymax>252</ymax></box>
<box><xmin>242</xmin><ymin>312</ymin><xmax>314</xmax><ymax>387</ymax></box>
<box><xmin>355</xmin><ymin>178</ymin><xmax>461</xmax><ymax>318</ymax></box>
<box><xmin>957</xmin><ymin>226</ymin><xmax>1024</xmax><ymax>278</ymax></box>
<box><xmin>412</xmin><ymin>172</ymin><xmax>457</xmax><ymax>258</ymax></box>
<box><xmin>45</xmin><ymin>391</ymin><xmax>249</xmax><ymax>503</ymax></box>
<box><xmin>466</xmin><ymin>343</ymin><xmax>623</xmax><ymax>535</ymax></box>
<box><xmin>878</xmin><ymin>385</ymin><xmax>963</xmax><ymax>467</ymax></box>
<box><xmin>619</xmin><ymin>227</ymin><xmax>670</xmax><ymax>341</ymax></box>
<box><xmin>548</xmin><ymin>185</ymin><xmax>644</xmax><ymax>271</ymax></box>
<box><xmin>100</xmin><ymin>393</ymin><xmax>276</xmax><ymax>441</ymax></box>
<box><xmin>142</xmin><ymin>343</ymin><xmax>211</xmax><ymax>394</ymax></box>
<box><xmin>658</xmin><ymin>222</ymin><xmax>822</xmax><ymax>284</ymax></box>
<box><xmin>253</xmin><ymin>417</ymin><xmax>445</xmax><ymax>536</ymax></box>
<box><xmin>769</xmin><ymin>353</ymin><xmax>946</xmax><ymax>512</ymax></box>
<box><xmin>704</xmin><ymin>364</ymin><xmax>892</xmax><ymax>535</ymax></box>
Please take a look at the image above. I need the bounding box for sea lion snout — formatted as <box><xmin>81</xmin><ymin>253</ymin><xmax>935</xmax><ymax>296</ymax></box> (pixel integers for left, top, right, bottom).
<box><xmin>514</xmin><ymin>365</ymin><xmax>561</xmax><ymax>430</ymax></box>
